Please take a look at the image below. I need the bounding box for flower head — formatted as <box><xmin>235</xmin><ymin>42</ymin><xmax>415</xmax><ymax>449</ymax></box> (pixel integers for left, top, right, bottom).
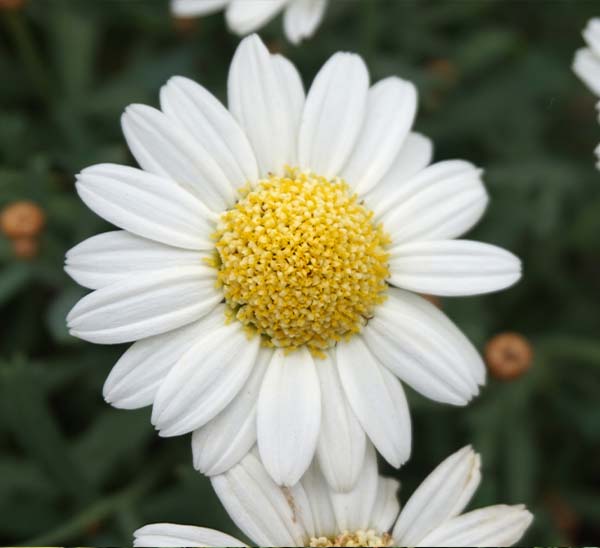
<box><xmin>573</xmin><ymin>18</ymin><xmax>600</xmax><ymax>97</ymax></box>
<box><xmin>171</xmin><ymin>0</ymin><xmax>328</xmax><ymax>44</ymax></box>
<box><xmin>134</xmin><ymin>445</ymin><xmax>533</xmax><ymax>547</ymax></box>
<box><xmin>66</xmin><ymin>34</ymin><xmax>521</xmax><ymax>490</ymax></box>
<box><xmin>573</xmin><ymin>18</ymin><xmax>600</xmax><ymax>168</ymax></box>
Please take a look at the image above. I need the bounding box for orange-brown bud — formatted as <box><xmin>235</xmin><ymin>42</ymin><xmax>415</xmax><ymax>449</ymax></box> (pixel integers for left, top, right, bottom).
<box><xmin>0</xmin><ymin>0</ymin><xmax>26</xmax><ymax>10</ymax></box>
<box><xmin>12</xmin><ymin>236</ymin><xmax>38</xmax><ymax>260</ymax></box>
<box><xmin>0</xmin><ymin>201</ymin><xmax>45</xmax><ymax>239</ymax></box>
<box><xmin>172</xmin><ymin>16</ymin><xmax>198</xmax><ymax>35</ymax></box>
<box><xmin>427</xmin><ymin>58</ymin><xmax>459</xmax><ymax>84</ymax></box>
<box><xmin>485</xmin><ymin>332</ymin><xmax>533</xmax><ymax>380</ymax></box>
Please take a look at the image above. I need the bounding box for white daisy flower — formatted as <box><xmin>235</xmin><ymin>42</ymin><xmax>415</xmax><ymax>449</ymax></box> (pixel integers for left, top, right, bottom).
<box><xmin>171</xmin><ymin>0</ymin><xmax>328</xmax><ymax>44</ymax></box>
<box><xmin>134</xmin><ymin>445</ymin><xmax>533</xmax><ymax>547</ymax></box>
<box><xmin>573</xmin><ymin>18</ymin><xmax>600</xmax><ymax>97</ymax></box>
<box><xmin>66</xmin><ymin>34</ymin><xmax>521</xmax><ymax>491</ymax></box>
<box><xmin>573</xmin><ymin>18</ymin><xmax>600</xmax><ymax>168</ymax></box>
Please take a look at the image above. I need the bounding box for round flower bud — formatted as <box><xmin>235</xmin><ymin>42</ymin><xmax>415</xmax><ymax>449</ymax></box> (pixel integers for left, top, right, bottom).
<box><xmin>485</xmin><ymin>332</ymin><xmax>533</xmax><ymax>380</ymax></box>
<box><xmin>0</xmin><ymin>0</ymin><xmax>26</xmax><ymax>10</ymax></box>
<box><xmin>12</xmin><ymin>236</ymin><xmax>38</xmax><ymax>259</ymax></box>
<box><xmin>0</xmin><ymin>201</ymin><xmax>45</xmax><ymax>239</ymax></box>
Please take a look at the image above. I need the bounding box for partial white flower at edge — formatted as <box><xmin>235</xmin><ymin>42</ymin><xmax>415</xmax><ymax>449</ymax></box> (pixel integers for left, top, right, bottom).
<box><xmin>134</xmin><ymin>445</ymin><xmax>534</xmax><ymax>547</ymax></box>
<box><xmin>573</xmin><ymin>17</ymin><xmax>600</xmax><ymax>167</ymax></box>
<box><xmin>171</xmin><ymin>0</ymin><xmax>328</xmax><ymax>44</ymax></box>
<box><xmin>65</xmin><ymin>34</ymin><xmax>522</xmax><ymax>492</ymax></box>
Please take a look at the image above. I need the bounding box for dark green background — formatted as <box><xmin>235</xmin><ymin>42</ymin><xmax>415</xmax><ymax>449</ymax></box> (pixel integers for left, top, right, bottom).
<box><xmin>1</xmin><ymin>0</ymin><xmax>599</xmax><ymax>545</ymax></box>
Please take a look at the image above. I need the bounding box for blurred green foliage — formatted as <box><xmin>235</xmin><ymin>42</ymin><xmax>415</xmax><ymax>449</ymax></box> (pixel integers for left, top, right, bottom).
<box><xmin>0</xmin><ymin>0</ymin><xmax>599</xmax><ymax>545</ymax></box>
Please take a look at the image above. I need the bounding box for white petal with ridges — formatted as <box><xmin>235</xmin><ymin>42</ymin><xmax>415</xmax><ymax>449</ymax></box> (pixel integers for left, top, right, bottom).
<box><xmin>393</xmin><ymin>446</ymin><xmax>482</xmax><ymax>546</ymax></box>
<box><xmin>212</xmin><ymin>452</ymin><xmax>306</xmax><ymax>547</ymax></box>
<box><xmin>67</xmin><ymin>266</ymin><xmax>221</xmax><ymax>344</ymax></box>
<box><xmin>151</xmin><ymin>322</ymin><xmax>260</xmax><ymax>437</ymax></box>
<box><xmin>103</xmin><ymin>307</ymin><xmax>224</xmax><ymax>409</ymax></box>
<box><xmin>228</xmin><ymin>34</ymin><xmax>296</xmax><ymax>176</ymax></box>
<box><xmin>329</xmin><ymin>443</ymin><xmax>378</xmax><ymax>532</ymax></box>
<box><xmin>388</xmin><ymin>240</ymin><xmax>522</xmax><ymax>297</ymax></box>
<box><xmin>363</xmin><ymin>289</ymin><xmax>484</xmax><ymax>405</ymax></box>
<box><xmin>299</xmin><ymin>460</ymin><xmax>337</xmax><ymax>537</ymax></box>
<box><xmin>272</xmin><ymin>54</ymin><xmax>305</xmax><ymax>161</ymax></box>
<box><xmin>283</xmin><ymin>0</ymin><xmax>327</xmax><ymax>45</ymax></box>
<box><xmin>363</xmin><ymin>132</ymin><xmax>432</xmax><ymax>206</ymax></box>
<box><xmin>298</xmin><ymin>52</ymin><xmax>369</xmax><ymax>177</ymax></box>
<box><xmin>75</xmin><ymin>164</ymin><xmax>216</xmax><ymax>251</ymax></box>
<box><xmin>342</xmin><ymin>77</ymin><xmax>417</xmax><ymax>195</ymax></box>
<box><xmin>160</xmin><ymin>76</ymin><xmax>258</xmax><ymax>189</ymax></box>
<box><xmin>315</xmin><ymin>352</ymin><xmax>366</xmax><ymax>492</ymax></box>
<box><xmin>170</xmin><ymin>0</ymin><xmax>230</xmax><ymax>17</ymax></box>
<box><xmin>134</xmin><ymin>523</ymin><xmax>245</xmax><ymax>548</ymax></box>
<box><xmin>257</xmin><ymin>347</ymin><xmax>321</xmax><ymax>487</ymax></box>
<box><xmin>192</xmin><ymin>347</ymin><xmax>271</xmax><ymax>476</ymax></box>
<box><xmin>122</xmin><ymin>104</ymin><xmax>235</xmax><ymax>211</ymax></box>
<box><xmin>415</xmin><ymin>505</ymin><xmax>534</xmax><ymax>547</ymax></box>
<box><xmin>375</xmin><ymin>160</ymin><xmax>488</xmax><ymax>243</ymax></box>
<box><xmin>573</xmin><ymin>47</ymin><xmax>600</xmax><ymax>97</ymax></box>
<box><xmin>226</xmin><ymin>0</ymin><xmax>288</xmax><ymax>36</ymax></box>
<box><xmin>336</xmin><ymin>338</ymin><xmax>411</xmax><ymax>469</ymax></box>
<box><xmin>65</xmin><ymin>230</ymin><xmax>205</xmax><ymax>290</ymax></box>
<box><xmin>370</xmin><ymin>477</ymin><xmax>401</xmax><ymax>533</ymax></box>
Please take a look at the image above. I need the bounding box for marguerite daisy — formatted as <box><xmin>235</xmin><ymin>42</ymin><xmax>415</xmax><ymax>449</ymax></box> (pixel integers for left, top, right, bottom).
<box><xmin>171</xmin><ymin>0</ymin><xmax>328</xmax><ymax>44</ymax></box>
<box><xmin>134</xmin><ymin>445</ymin><xmax>533</xmax><ymax>547</ymax></box>
<box><xmin>573</xmin><ymin>18</ymin><xmax>600</xmax><ymax>168</ymax></box>
<box><xmin>574</xmin><ymin>18</ymin><xmax>600</xmax><ymax>96</ymax></box>
<box><xmin>66</xmin><ymin>34</ymin><xmax>521</xmax><ymax>491</ymax></box>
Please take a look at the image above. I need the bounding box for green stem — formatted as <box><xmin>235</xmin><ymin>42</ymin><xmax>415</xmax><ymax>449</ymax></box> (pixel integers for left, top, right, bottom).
<box><xmin>3</xmin><ymin>10</ymin><xmax>52</xmax><ymax>106</ymax></box>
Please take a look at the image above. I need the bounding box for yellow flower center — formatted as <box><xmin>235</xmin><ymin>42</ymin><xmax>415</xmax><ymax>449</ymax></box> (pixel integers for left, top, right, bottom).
<box><xmin>214</xmin><ymin>167</ymin><xmax>390</xmax><ymax>356</ymax></box>
<box><xmin>309</xmin><ymin>530</ymin><xmax>393</xmax><ymax>547</ymax></box>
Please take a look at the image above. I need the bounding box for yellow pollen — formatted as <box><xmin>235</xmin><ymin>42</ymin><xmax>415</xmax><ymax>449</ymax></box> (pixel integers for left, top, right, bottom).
<box><xmin>309</xmin><ymin>530</ymin><xmax>393</xmax><ymax>547</ymax></box>
<box><xmin>214</xmin><ymin>167</ymin><xmax>390</xmax><ymax>356</ymax></box>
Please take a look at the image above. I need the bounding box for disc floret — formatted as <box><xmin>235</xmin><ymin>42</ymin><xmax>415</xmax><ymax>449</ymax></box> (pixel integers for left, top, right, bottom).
<box><xmin>215</xmin><ymin>167</ymin><xmax>390</xmax><ymax>356</ymax></box>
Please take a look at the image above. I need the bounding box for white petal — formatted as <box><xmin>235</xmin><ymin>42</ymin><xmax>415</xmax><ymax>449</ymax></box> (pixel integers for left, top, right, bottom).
<box><xmin>65</xmin><ymin>230</ymin><xmax>205</xmax><ymax>290</ymax></box>
<box><xmin>415</xmin><ymin>505</ymin><xmax>534</xmax><ymax>548</ymax></box>
<box><xmin>228</xmin><ymin>34</ymin><xmax>297</xmax><ymax>176</ymax></box>
<box><xmin>283</xmin><ymin>0</ymin><xmax>327</xmax><ymax>45</ymax></box>
<box><xmin>342</xmin><ymin>77</ymin><xmax>417</xmax><ymax>195</ymax></box>
<box><xmin>211</xmin><ymin>452</ymin><xmax>306</xmax><ymax>547</ymax></box>
<box><xmin>329</xmin><ymin>443</ymin><xmax>378</xmax><ymax>532</ymax></box>
<box><xmin>363</xmin><ymin>132</ymin><xmax>433</xmax><ymax>206</ymax></box>
<box><xmin>257</xmin><ymin>347</ymin><xmax>321</xmax><ymax>487</ymax></box>
<box><xmin>226</xmin><ymin>0</ymin><xmax>287</xmax><ymax>35</ymax></box>
<box><xmin>75</xmin><ymin>164</ymin><xmax>216</xmax><ymax>251</ymax></box>
<box><xmin>160</xmin><ymin>76</ymin><xmax>259</xmax><ymax>190</ymax></box>
<box><xmin>370</xmin><ymin>477</ymin><xmax>401</xmax><ymax>533</ymax></box>
<box><xmin>298</xmin><ymin>52</ymin><xmax>369</xmax><ymax>177</ymax></box>
<box><xmin>170</xmin><ymin>0</ymin><xmax>229</xmax><ymax>17</ymax></box>
<box><xmin>375</xmin><ymin>160</ymin><xmax>488</xmax><ymax>243</ymax></box>
<box><xmin>336</xmin><ymin>337</ymin><xmax>411</xmax><ymax>469</ymax></box>
<box><xmin>388</xmin><ymin>240</ymin><xmax>522</xmax><ymax>297</ymax></box>
<box><xmin>122</xmin><ymin>104</ymin><xmax>235</xmax><ymax>211</ymax></box>
<box><xmin>315</xmin><ymin>351</ymin><xmax>366</xmax><ymax>493</ymax></box>
<box><xmin>152</xmin><ymin>321</ymin><xmax>260</xmax><ymax>436</ymax></box>
<box><xmin>272</xmin><ymin>53</ymin><xmax>305</xmax><ymax>159</ymax></box>
<box><xmin>392</xmin><ymin>446</ymin><xmax>481</xmax><ymax>546</ymax></box>
<box><xmin>573</xmin><ymin>47</ymin><xmax>600</xmax><ymax>96</ymax></box>
<box><xmin>103</xmin><ymin>307</ymin><xmax>224</xmax><ymax>409</ymax></box>
<box><xmin>299</xmin><ymin>460</ymin><xmax>337</xmax><ymax>537</ymax></box>
<box><xmin>192</xmin><ymin>347</ymin><xmax>271</xmax><ymax>476</ymax></box>
<box><xmin>363</xmin><ymin>289</ymin><xmax>484</xmax><ymax>405</ymax></box>
<box><xmin>67</xmin><ymin>266</ymin><xmax>221</xmax><ymax>344</ymax></box>
<box><xmin>584</xmin><ymin>18</ymin><xmax>600</xmax><ymax>57</ymax></box>
<box><xmin>134</xmin><ymin>523</ymin><xmax>245</xmax><ymax>548</ymax></box>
